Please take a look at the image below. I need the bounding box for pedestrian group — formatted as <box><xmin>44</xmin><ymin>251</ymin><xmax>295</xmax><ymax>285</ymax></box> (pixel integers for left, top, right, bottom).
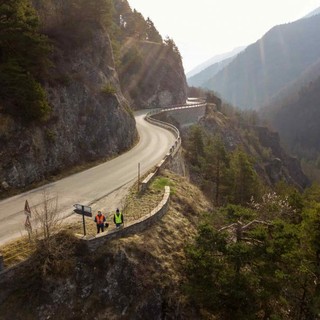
<box><xmin>94</xmin><ymin>208</ymin><xmax>124</xmax><ymax>234</ymax></box>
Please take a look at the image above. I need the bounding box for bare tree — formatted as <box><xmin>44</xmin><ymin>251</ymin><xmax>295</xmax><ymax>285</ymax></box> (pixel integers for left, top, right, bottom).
<box><xmin>31</xmin><ymin>189</ymin><xmax>61</xmax><ymax>241</ymax></box>
<box><xmin>30</xmin><ymin>189</ymin><xmax>77</xmax><ymax>277</ymax></box>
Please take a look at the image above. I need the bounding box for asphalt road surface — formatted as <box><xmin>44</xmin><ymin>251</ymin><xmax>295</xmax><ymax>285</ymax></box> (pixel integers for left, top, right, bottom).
<box><xmin>0</xmin><ymin>110</ymin><xmax>176</xmax><ymax>244</ymax></box>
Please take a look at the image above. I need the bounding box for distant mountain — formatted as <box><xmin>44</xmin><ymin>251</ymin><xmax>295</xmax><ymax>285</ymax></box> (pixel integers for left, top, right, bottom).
<box><xmin>186</xmin><ymin>46</ymin><xmax>245</xmax><ymax>78</ymax></box>
<box><xmin>187</xmin><ymin>56</ymin><xmax>234</xmax><ymax>88</ymax></box>
<box><xmin>202</xmin><ymin>14</ymin><xmax>320</xmax><ymax>109</ymax></box>
<box><xmin>304</xmin><ymin>6</ymin><xmax>320</xmax><ymax>18</ymax></box>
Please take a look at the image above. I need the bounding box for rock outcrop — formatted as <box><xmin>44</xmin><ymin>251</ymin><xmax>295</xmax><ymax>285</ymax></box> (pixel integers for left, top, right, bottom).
<box><xmin>0</xmin><ymin>25</ymin><xmax>137</xmax><ymax>190</ymax></box>
<box><xmin>119</xmin><ymin>40</ymin><xmax>188</xmax><ymax>109</ymax></box>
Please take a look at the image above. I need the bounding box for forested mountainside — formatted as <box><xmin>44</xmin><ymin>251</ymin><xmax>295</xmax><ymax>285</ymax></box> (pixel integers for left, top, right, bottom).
<box><xmin>155</xmin><ymin>103</ymin><xmax>308</xmax><ymax>197</ymax></box>
<box><xmin>261</xmin><ymin>74</ymin><xmax>320</xmax><ymax>163</ymax></box>
<box><xmin>201</xmin><ymin>13</ymin><xmax>320</xmax><ymax>109</ymax></box>
<box><xmin>0</xmin><ymin>0</ymin><xmax>187</xmax><ymax>192</ymax></box>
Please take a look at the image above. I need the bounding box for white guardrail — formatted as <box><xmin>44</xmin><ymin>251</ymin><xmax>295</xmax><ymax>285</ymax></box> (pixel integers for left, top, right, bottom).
<box><xmin>141</xmin><ymin>100</ymin><xmax>206</xmax><ymax>191</ymax></box>
<box><xmin>145</xmin><ymin>99</ymin><xmax>207</xmax><ymax>140</ymax></box>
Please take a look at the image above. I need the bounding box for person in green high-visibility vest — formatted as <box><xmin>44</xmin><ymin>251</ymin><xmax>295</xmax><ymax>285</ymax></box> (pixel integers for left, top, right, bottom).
<box><xmin>113</xmin><ymin>208</ymin><xmax>124</xmax><ymax>228</ymax></box>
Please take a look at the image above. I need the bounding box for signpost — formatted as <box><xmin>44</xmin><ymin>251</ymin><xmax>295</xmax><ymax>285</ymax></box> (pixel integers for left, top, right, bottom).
<box><xmin>24</xmin><ymin>200</ymin><xmax>32</xmax><ymax>240</ymax></box>
<box><xmin>73</xmin><ymin>204</ymin><xmax>92</xmax><ymax>236</ymax></box>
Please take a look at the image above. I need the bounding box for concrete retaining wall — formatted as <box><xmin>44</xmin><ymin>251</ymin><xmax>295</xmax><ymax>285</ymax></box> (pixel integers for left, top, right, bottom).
<box><xmin>82</xmin><ymin>186</ymin><xmax>170</xmax><ymax>251</ymax></box>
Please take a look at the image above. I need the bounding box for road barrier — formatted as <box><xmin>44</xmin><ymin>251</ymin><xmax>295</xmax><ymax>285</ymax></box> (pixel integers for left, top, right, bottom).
<box><xmin>141</xmin><ymin>100</ymin><xmax>206</xmax><ymax>192</ymax></box>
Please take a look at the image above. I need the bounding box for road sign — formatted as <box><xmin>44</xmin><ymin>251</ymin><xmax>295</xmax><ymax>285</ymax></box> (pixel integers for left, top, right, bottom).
<box><xmin>73</xmin><ymin>204</ymin><xmax>92</xmax><ymax>236</ymax></box>
<box><xmin>73</xmin><ymin>204</ymin><xmax>92</xmax><ymax>217</ymax></box>
<box><xmin>24</xmin><ymin>200</ymin><xmax>31</xmax><ymax>217</ymax></box>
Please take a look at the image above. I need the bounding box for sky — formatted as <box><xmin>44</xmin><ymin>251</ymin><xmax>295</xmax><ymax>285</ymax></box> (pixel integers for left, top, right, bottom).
<box><xmin>128</xmin><ymin>0</ymin><xmax>320</xmax><ymax>73</ymax></box>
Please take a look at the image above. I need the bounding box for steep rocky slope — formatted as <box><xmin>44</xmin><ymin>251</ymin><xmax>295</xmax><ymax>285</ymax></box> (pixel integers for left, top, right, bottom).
<box><xmin>198</xmin><ymin>105</ymin><xmax>309</xmax><ymax>189</ymax></box>
<box><xmin>0</xmin><ymin>0</ymin><xmax>137</xmax><ymax>191</ymax></box>
<box><xmin>156</xmin><ymin>104</ymin><xmax>309</xmax><ymax>190</ymax></box>
<box><xmin>119</xmin><ymin>39</ymin><xmax>187</xmax><ymax>109</ymax></box>
<box><xmin>0</xmin><ymin>171</ymin><xmax>211</xmax><ymax>319</ymax></box>
<box><xmin>0</xmin><ymin>29</ymin><xmax>137</xmax><ymax>190</ymax></box>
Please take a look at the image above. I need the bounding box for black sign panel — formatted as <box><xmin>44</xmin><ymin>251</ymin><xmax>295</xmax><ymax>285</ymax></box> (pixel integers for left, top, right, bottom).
<box><xmin>73</xmin><ymin>204</ymin><xmax>92</xmax><ymax>217</ymax></box>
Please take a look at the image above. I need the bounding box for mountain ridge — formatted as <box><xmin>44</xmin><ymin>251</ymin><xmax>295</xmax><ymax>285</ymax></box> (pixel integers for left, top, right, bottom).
<box><xmin>186</xmin><ymin>46</ymin><xmax>245</xmax><ymax>78</ymax></box>
<box><xmin>202</xmin><ymin>14</ymin><xmax>320</xmax><ymax>109</ymax></box>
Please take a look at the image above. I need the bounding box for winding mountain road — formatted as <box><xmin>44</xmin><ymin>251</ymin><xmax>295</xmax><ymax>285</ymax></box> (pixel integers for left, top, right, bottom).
<box><xmin>0</xmin><ymin>110</ymin><xmax>176</xmax><ymax>244</ymax></box>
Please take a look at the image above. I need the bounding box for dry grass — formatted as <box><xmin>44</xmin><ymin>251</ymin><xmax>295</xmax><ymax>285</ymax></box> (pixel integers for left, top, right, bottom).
<box><xmin>1</xmin><ymin>236</ymin><xmax>36</xmax><ymax>268</ymax></box>
<box><xmin>115</xmin><ymin>170</ymin><xmax>212</xmax><ymax>285</ymax></box>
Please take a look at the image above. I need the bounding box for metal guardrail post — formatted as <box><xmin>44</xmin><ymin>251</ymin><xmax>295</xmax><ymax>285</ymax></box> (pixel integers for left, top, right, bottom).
<box><xmin>0</xmin><ymin>254</ymin><xmax>4</xmax><ymax>272</ymax></box>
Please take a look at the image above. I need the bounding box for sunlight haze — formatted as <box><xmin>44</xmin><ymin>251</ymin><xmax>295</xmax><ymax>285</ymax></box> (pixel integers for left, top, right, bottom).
<box><xmin>128</xmin><ymin>0</ymin><xmax>320</xmax><ymax>73</ymax></box>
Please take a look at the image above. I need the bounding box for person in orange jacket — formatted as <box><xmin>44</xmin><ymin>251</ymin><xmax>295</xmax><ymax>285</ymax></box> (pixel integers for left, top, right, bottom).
<box><xmin>94</xmin><ymin>210</ymin><xmax>106</xmax><ymax>234</ymax></box>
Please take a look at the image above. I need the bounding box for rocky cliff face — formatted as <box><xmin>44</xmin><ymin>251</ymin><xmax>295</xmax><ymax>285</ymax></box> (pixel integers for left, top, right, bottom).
<box><xmin>199</xmin><ymin>105</ymin><xmax>309</xmax><ymax>190</ymax></box>
<box><xmin>0</xmin><ymin>26</ymin><xmax>137</xmax><ymax>191</ymax></box>
<box><xmin>0</xmin><ymin>0</ymin><xmax>189</xmax><ymax>193</ymax></box>
<box><xmin>119</xmin><ymin>40</ymin><xmax>188</xmax><ymax>109</ymax></box>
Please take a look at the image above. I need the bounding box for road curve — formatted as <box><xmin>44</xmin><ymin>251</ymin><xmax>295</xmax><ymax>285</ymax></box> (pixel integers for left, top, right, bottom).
<box><xmin>0</xmin><ymin>110</ymin><xmax>176</xmax><ymax>244</ymax></box>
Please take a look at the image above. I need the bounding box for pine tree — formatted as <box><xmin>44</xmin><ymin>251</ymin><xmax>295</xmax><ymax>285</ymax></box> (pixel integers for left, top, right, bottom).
<box><xmin>204</xmin><ymin>135</ymin><xmax>229</xmax><ymax>205</ymax></box>
<box><xmin>185</xmin><ymin>125</ymin><xmax>205</xmax><ymax>168</ymax></box>
<box><xmin>0</xmin><ymin>0</ymin><xmax>51</xmax><ymax>120</ymax></box>
<box><xmin>145</xmin><ymin>18</ymin><xmax>162</xmax><ymax>43</ymax></box>
<box><xmin>229</xmin><ymin>148</ymin><xmax>261</xmax><ymax>204</ymax></box>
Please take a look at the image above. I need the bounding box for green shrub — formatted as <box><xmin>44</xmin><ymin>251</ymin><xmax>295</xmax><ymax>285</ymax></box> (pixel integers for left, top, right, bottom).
<box><xmin>0</xmin><ymin>61</ymin><xmax>51</xmax><ymax>121</ymax></box>
<box><xmin>45</xmin><ymin>129</ymin><xmax>56</xmax><ymax>142</ymax></box>
<box><xmin>101</xmin><ymin>83</ymin><xmax>117</xmax><ymax>96</ymax></box>
<box><xmin>152</xmin><ymin>177</ymin><xmax>175</xmax><ymax>194</ymax></box>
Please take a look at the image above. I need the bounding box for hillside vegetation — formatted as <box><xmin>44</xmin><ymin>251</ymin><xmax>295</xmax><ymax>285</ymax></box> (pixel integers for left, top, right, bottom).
<box><xmin>0</xmin><ymin>0</ymin><xmax>51</xmax><ymax>121</ymax></box>
<box><xmin>1</xmin><ymin>166</ymin><xmax>320</xmax><ymax>319</ymax></box>
<box><xmin>261</xmin><ymin>74</ymin><xmax>320</xmax><ymax>178</ymax></box>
